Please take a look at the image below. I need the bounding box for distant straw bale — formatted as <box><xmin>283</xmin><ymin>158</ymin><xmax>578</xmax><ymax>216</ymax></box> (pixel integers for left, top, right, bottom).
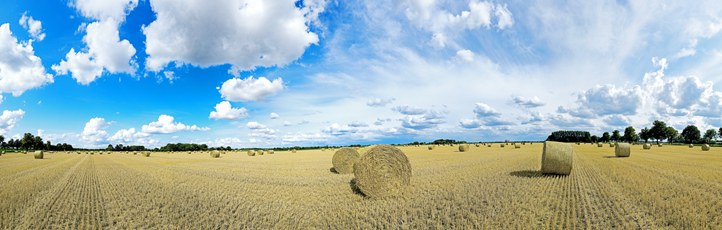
<box><xmin>332</xmin><ymin>147</ymin><xmax>361</xmax><ymax>174</ymax></box>
<box><xmin>702</xmin><ymin>144</ymin><xmax>710</xmax><ymax>151</ymax></box>
<box><xmin>34</xmin><ymin>150</ymin><xmax>43</xmax><ymax>159</ymax></box>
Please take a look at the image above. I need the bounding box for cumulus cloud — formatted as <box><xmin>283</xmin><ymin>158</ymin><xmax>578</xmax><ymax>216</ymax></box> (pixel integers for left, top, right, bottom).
<box><xmin>143</xmin><ymin>0</ymin><xmax>324</xmax><ymax>71</ymax></box>
<box><xmin>70</xmin><ymin>0</ymin><xmax>138</xmax><ymax>22</ymax></box>
<box><xmin>348</xmin><ymin>121</ymin><xmax>369</xmax><ymax>127</ymax></box>
<box><xmin>270</xmin><ymin>113</ymin><xmax>279</xmax><ymax>119</ymax></box>
<box><xmin>19</xmin><ymin>12</ymin><xmax>45</xmax><ymax>41</ymax></box>
<box><xmin>402</xmin><ymin>0</ymin><xmax>512</xmax><ymax>48</ymax></box>
<box><xmin>219</xmin><ymin>76</ymin><xmax>284</xmax><ymax>102</ymax></box>
<box><xmin>283</xmin><ymin>121</ymin><xmax>292</xmax><ymax>126</ymax></box>
<box><xmin>473</xmin><ymin>103</ymin><xmax>502</xmax><ymax>117</ymax></box>
<box><xmin>52</xmin><ymin>19</ymin><xmax>136</xmax><ymax>85</ymax></box>
<box><xmin>559</xmin><ymin>84</ymin><xmax>643</xmax><ymax>118</ymax></box>
<box><xmin>399</xmin><ymin>110</ymin><xmax>446</xmax><ymax>130</ymax></box>
<box><xmin>0</xmin><ymin>109</ymin><xmax>24</xmax><ymax>135</ymax></box>
<box><xmin>459</xmin><ymin>118</ymin><xmax>483</xmax><ymax>129</ymax></box>
<box><xmin>246</xmin><ymin>121</ymin><xmax>276</xmax><ymax>139</ymax></box>
<box><xmin>548</xmin><ymin>114</ymin><xmax>594</xmax><ymax>129</ymax></box>
<box><xmin>453</xmin><ymin>49</ymin><xmax>475</xmax><ymax>63</ymax></box>
<box><xmin>80</xmin><ymin>117</ymin><xmax>111</xmax><ymax>143</ymax></box>
<box><xmin>299</xmin><ymin>119</ymin><xmax>309</xmax><ymax>125</ymax></box>
<box><xmin>511</xmin><ymin>96</ymin><xmax>546</xmax><ymax>108</ymax></box>
<box><xmin>282</xmin><ymin>132</ymin><xmax>328</xmax><ymax>143</ymax></box>
<box><xmin>366</xmin><ymin>98</ymin><xmax>395</xmax><ymax>107</ymax></box>
<box><xmin>0</xmin><ymin>24</ymin><xmax>54</xmax><ymax>96</ymax></box>
<box><xmin>520</xmin><ymin>111</ymin><xmax>545</xmax><ymax>124</ymax></box>
<box><xmin>323</xmin><ymin>123</ymin><xmax>358</xmax><ymax>135</ymax></box>
<box><xmin>374</xmin><ymin>118</ymin><xmax>392</xmax><ymax>126</ymax></box>
<box><xmin>603</xmin><ymin>114</ymin><xmax>631</xmax><ymax>127</ymax></box>
<box><xmin>141</xmin><ymin>115</ymin><xmax>210</xmax><ymax>134</ymax></box>
<box><xmin>208</xmin><ymin>101</ymin><xmax>250</xmax><ymax>120</ymax></box>
<box><xmin>108</xmin><ymin>128</ymin><xmax>152</xmax><ymax>144</ymax></box>
<box><xmin>392</xmin><ymin>104</ymin><xmax>427</xmax><ymax>115</ymax></box>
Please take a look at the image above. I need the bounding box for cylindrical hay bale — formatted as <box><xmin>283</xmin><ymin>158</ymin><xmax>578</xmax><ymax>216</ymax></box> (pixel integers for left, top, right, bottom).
<box><xmin>268</xmin><ymin>150</ymin><xmax>274</xmax><ymax>154</ymax></box>
<box><xmin>292</xmin><ymin>149</ymin><xmax>296</xmax><ymax>153</ymax></box>
<box><xmin>34</xmin><ymin>150</ymin><xmax>43</xmax><ymax>159</ymax></box>
<box><xmin>643</xmin><ymin>143</ymin><xmax>651</xmax><ymax>149</ymax></box>
<box><xmin>689</xmin><ymin>144</ymin><xmax>694</xmax><ymax>148</ymax></box>
<box><xmin>211</xmin><ymin>151</ymin><xmax>220</xmax><ymax>158</ymax></box>
<box><xmin>514</xmin><ymin>143</ymin><xmax>521</xmax><ymax>149</ymax></box>
<box><xmin>658</xmin><ymin>143</ymin><xmax>663</xmax><ymax>147</ymax></box>
<box><xmin>322</xmin><ymin>148</ymin><xmax>326</xmax><ymax>151</ymax></box>
<box><xmin>247</xmin><ymin>150</ymin><xmax>256</xmax><ymax>156</ymax></box>
<box><xmin>458</xmin><ymin>145</ymin><xmax>469</xmax><ymax>152</ymax></box>
<box><xmin>540</xmin><ymin>141</ymin><xmax>572</xmax><ymax>175</ymax></box>
<box><xmin>609</xmin><ymin>143</ymin><xmax>614</xmax><ymax>147</ymax></box>
<box><xmin>615</xmin><ymin>143</ymin><xmax>630</xmax><ymax>157</ymax></box>
<box><xmin>133</xmin><ymin>152</ymin><xmax>137</xmax><ymax>155</ymax></box>
<box><xmin>475</xmin><ymin>144</ymin><xmax>480</xmax><ymax>147</ymax></box>
<box><xmin>598</xmin><ymin>143</ymin><xmax>603</xmax><ymax>147</ymax></box>
<box><xmin>487</xmin><ymin>144</ymin><xmax>491</xmax><ymax>147</ymax></box>
<box><xmin>258</xmin><ymin>150</ymin><xmax>264</xmax><ymax>155</ymax></box>
<box><xmin>354</xmin><ymin>145</ymin><xmax>411</xmax><ymax>197</ymax></box>
<box><xmin>428</xmin><ymin>146</ymin><xmax>433</xmax><ymax>150</ymax></box>
<box><xmin>500</xmin><ymin>143</ymin><xmax>504</xmax><ymax>148</ymax></box>
<box><xmin>332</xmin><ymin>147</ymin><xmax>360</xmax><ymax>174</ymax></box>
<box><xmin>702</xmin><ymin>144</ymin><xmax>710</xmax><ymax>151</ymax></box>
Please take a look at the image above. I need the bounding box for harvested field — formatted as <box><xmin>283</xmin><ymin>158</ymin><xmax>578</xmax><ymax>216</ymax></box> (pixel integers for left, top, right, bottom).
<box><xmin>1</xmin><ymin>144</ymin><xmax>721</xmax><ymax>229</ymax></box>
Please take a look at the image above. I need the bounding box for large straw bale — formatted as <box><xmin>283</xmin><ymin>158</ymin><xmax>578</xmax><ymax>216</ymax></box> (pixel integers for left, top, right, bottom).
<box><xmin>247</xmin><ymin>150</ymin><xmax>256</xmax><ymax>156</ymax></box>
<box><xmin>702</xmin><ymin>144</ymin><xmax>710</xmax><ymax>151</ymax></box>
<box><xmin>643</xmin><ymin>143</ymin><xmax>651</xmax><ymax>149</ymax></box>
<box><xmin>211</xmin><ymin>151</ymin><xmax>220</xmax><ymax>158</ymax></box>
<box><xmin>332</xmin><ymin>147</ymin><xmax>361</xmax><ymax>174</ymax></box>
<box><xmin>500</xmin><ymin>143</ymin><xmax>505</xmax><ymax>148</ymax></box>
<box><xmin>292</xmin><ymin>149</ymin><xmax>297</xmax><ymax>153</ymax></box>
<box><xmin>258</xmin><ymin>150</ymin><xmax>265</xmax><ymax>155</ymax></box>
<box><xmin>689</xmin><ymin>144</ymin><xmax>694</xmax><ymax>148</ymax></box>
<box><xmin>142</xmin><ymin>151</ymin><xmax>151</xmax><ymax>157</ymax></box>
<box><xmin>459</xmin><ymin>145</ymin><xmax>469</xmax><ymax>152</ymax></box>
<box><xmin>514</xmin><ymin>143</ymin><xmax>521</xmax><ymax>149</ymax></box>
<box><xmin>34</xmin><ymin>150</ymin><xmax>43</xmax><ymax>159</ymax></box>
<box><xmin>428</xmin><ymin>146</ymin><xmax>434</xmax><ymax>150</ymax></box>
<box><xmin>353</xmin><ymin>145</ymin><xmax>411</xmax><ymax>197</ymax></box>
<box><xmin>658</xmin><ymin>143</ymin><xmax>663</xmax><ymax>147</ymax></box>
<box><xmin>615</xmin><ymin>143</ymin><xmax>630</xmax><ymax>157</ymax></box>
<box><xmin>268</xmin><ymin>150</ymin><xmax>274</xmax><ymax>154</ymax></box>
<box><xmin>540</xmin><ymin>141</ymin><xmax>573</xmax><ymax>175</ymax></box>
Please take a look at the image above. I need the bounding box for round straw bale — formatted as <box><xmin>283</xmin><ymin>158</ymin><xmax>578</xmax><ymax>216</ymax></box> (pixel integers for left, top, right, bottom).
<box><xmin>353</xmin><ymin>145</ymin><xmax>411</xmax><ymax>197</ymax></box>
<box><xmin>211</xmin><ymin>151</ymin><xmax>220</xmax><ymax>158</ymax></box>
<box><xmin>689</xmin><ymin>144</ymin><xmax>693</xmax><ymax>148</ymax></box>
<box><xmin>458</xmin><ymin>145</ymin><xmax>469</xmax><ymax>152</ymax></box>
<box><xmin>332</xmin><ymin>147</ymin><xmax>360</xmax><ymax>174</ymax></box>
<box><xmin>247</xmin><ymin>150</ymin><xmax>256</xmax><ymax>156</ymax></box>
<box><xmin>540</xmin><ymin>141</ymin><xmax>573</xmax><ymax>175</ymax></box>
<box><xmin>292</xmin><ymin>149</ymin><xmax>296</xmax><ymax>153</ymax></box>
<box><xmin>514</xmin><ymin>143</ymin><xmax>521</xmax><ymax>149</ymax></box>
<box><xmin>702</xmin><ymin>144</ymin><xmax>710</xmax><ymax>151</ymax></box>
<box><xmin>34</xmin><ymin>150</ymin><xmax>43</xmax><ymax>159</ymax></box>
<box><xmin>609</xmin><ymin>143</ymin><xmax>614</xmax><ymax>147</ymax></box>
<box><xmin>643</xmin><ymin>143</ymin><xmax>651</xmax><ymax>149</ymax></box>
<box><xmin>615</xmin><ymin>143</ymin><xmax>630</xmax><ymax>157</ymax></box>
<box><xmin>322</xmin><ymin>148</ymin><xmax>326</xmax><ymax>151</ymax></box>
<box><xmin>258</xmin><ymin>150</ymin><xmax>265</xmax><ymax>155</ymax></box>
<box><xmin>658</xmin><ymin>143</ymin><xmax>663</xmax><ymax>147</ymax></box>
<box><xmin>359</xmin><ymin>145</ymin><xmax>378</xmax><ymax>156</ymax></box>
<box><xmin>428</xmin><ymin>146</ymin><xmax>433</xmax><ymax>150</ymax></box>
<box><xmin>143</xmin><ymin>152</ymin><xmax>151</xmax><ymax>157</ymax></box>
<box><xmin>500</xmin><ymin>143</ymin><xmax>504</xmax><ymax>148</ymax></box>
<box><xmin>487</xmin><ymin>144</ymin><xmax>491</xmax><ymax>147</ymax></box>
<box><xmin>268</xmin><ymin>150</ymin><xmax>274</xmax><ymax>154</ymax></box>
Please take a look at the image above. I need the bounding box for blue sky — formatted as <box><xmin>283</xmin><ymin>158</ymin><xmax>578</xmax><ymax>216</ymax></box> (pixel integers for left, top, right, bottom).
<box><xmin>1</xmin><ymin>0</ymin><xmax>722</xmax><ymax>148</ymax></box>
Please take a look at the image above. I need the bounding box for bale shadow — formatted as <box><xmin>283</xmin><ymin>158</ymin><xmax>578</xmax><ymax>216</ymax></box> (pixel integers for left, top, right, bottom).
<box><xmin>509</xmin><ymin>170</ymin><xmax>565</xmax><ymax>178</ymax></box>
<box><xmin>602</xmin><ymin>156</ymin><xmax>619</xmax><ymax>158</ymax></box>
<box><xmin>329</xmin><ymin>167</ymin><xmax>338</xmax><ymax>174</ymax></box>
<box><xmin>349</xmin><ymin>178</ymin><xmax>366</xmax><ymax>197</ymax></box>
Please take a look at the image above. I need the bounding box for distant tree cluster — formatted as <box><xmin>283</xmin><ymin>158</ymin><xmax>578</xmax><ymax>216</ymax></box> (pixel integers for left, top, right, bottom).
<box><xmin>106</xmin><ymin>144</ymin><xmax>147</xmax><ymax>151</ymax></box>
<box><xmin>545</xmin><ymin>131</ymin><xmax>591</xmax><ymax>142</ymax></box>
<box><xmin>0</xmin><ymin>133</ymin><xmax>74</xmax><ymax>151</ymax></box>
<box><xmin>158</xmin><ymin>143</ymin><xmax>210</xmax><ymax>152</ymax></box>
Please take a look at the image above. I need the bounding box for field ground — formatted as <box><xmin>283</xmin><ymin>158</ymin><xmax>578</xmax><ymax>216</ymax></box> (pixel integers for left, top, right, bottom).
<box><xmin>1</xmin><ymin>144</ymin><xmax>721</xmax><ymax>229</ymax></box>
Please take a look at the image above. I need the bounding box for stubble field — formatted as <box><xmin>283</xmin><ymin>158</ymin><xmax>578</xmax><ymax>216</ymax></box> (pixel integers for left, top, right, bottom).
<box><xmin>1</xmin><ymin>143</ymin><xmax>721</xmax><ymax>229</ymax></box>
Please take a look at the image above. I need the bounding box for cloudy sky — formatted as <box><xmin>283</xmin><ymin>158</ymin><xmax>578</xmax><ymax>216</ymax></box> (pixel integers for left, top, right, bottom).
<box><xmin>1</xmin><ymin>0</ymin><xmax>722</xmax><ymax>148</ymax></box>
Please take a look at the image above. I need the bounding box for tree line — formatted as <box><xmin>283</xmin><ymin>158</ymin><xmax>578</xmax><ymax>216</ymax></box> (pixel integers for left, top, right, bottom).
<box><xmin>0</xmin><ymin>133</ymin><xmax>74</xmax><ymax>151</ymax></box>
<box><xmin>547</xmin><ymin>120</ymin><xmax>721</xmax><ymax>144</ymax></box>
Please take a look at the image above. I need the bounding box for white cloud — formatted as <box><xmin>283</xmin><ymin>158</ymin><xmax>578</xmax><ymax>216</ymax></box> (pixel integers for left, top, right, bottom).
<box><xmin>19</xmin><ymin>12</ymin><xmax>45</xmax><ymax>41</ymax></box>
<box><xmin>142</xmin><ymin>0</ymin><xmax>324</xmax><ymax>71</ymax></box>
<box><xmin>392</xmin><ymin>104</ymin><xmax>427</xmax><ymax>115</ymax></box>
<box><xmin>453</xmin><ymin>50</ymin><xmax>475</xmax><ymax>63</ymax></box>
<box><xmin>511</xmin><ymin>96</ymin><xmax>546</xmax><ymax>108</ymax></box>
<box><xmin>494</xmin><ymin>4</ymin><xmax>514</xmax><ymax>29</ymax></box>
<box><xmin>141</xmin><ymin>115</ymin><xmax>210</xmax><ymax>134</ymax></box>
<box><xmin>366</xmin><ymin>97</ymin><xmax>395</xmax><ymax>107</ymax></box>
<box><xmin>0</xmin><ymin>109</ymin><xmax>24</xmax><ymax>135</ymax></box>
<box><xmin>246</xmin><ymin>121</ymin><xmax>267</xmax><ymax>130</ymax></box>
<box><xmin>208</xmin><ymin>101</ymin><xmax>250</xmax><ymax>120</ymax></box>
<box><xmin>283</xmin><ymin>121</ymin><xmax>292</xmax><ymax>126</ymax></box>
<box><xmin>322</xmin><ymin>123</ymin><xmax>358</xmax><ymax>135</ymax></box>
<box><xmin>603</xmin><ymin>114</ymin><xmax>631</xmax><ymax>127</ymax></box>
<box><xmin>163</xmin><ymin>71</ymin><xmax>178</xmax><ymax>84</ymax></box>
<box><xmin>520</xmin><ymin>111</ymin><xmax>545</xmax><ymax>124</ymax></box>
<box><xmin>108</xmin><ymin>128</ymin><xmax>151</xmax><ymax>144</ymax></box>
<box><xmin>246</xmin><ymin>121</ymin><xmax>277</xmax><ymax>139</ymax></box>
<box><xmin>374</xmin><ymin>118</ymin><xmax>392</xmax><ymax>126</ymax></box>
<box><xmin>80</xmin><ymin>117</ymin><xmax>111</xmax><ymax>143</ymax></box>
<box><xmin>473</xmin><ymin>103</ymin><xmax>501</xmax><ymax>117</ymax></box>
<box><xmin>219</xmin><ymin>76</ymin><xmax>284</xmax><ymax>102</ymax></box>
<box><xmin>0</xmin><ymin>24</ymin><xmax>54</xmax><ymax>96</ymax></box>
<box><xmin>282</xmin><ymin>132</ymin><xmax>328</xmax><ymax>143</ymax></box>
<box><xmin>348</xmin><ymin>121</ymin><xmax>369</xmax><ymax>127</ymax></box>
<box><xmin>171</xmin><ymin>135</ymin><xmax>179</xmax><ymax>139</ymax></box>
<box><xmin>0</xmin><ymin>95</ymin><xmax>3</xmax><ymax>104</ymax></box>
<box><xmin>399</xmin><ymin>110</ymin><xmax>445</xmax><ymax>130</ymax></box>
<box><xmin>459</xmin><ymin>118</ymin><xmax>482</xmax><ymax>129</ymax></box>
<box><xmin>270</xmin><ymin>113</ymin><xmax>279</xmax><ymax>119</ymax></box>
<box><xmin>52</xmin><ymin>19</ymin><xmax>136</xmax><ymax>85</ymax></box>
<box><xmin>548</xmin><ymin>114</ymin><xmax>594</xmax><ymax>129</ymax></box>
<box><xmin>70</xmin><ymin>0</ymin><xmax>138</xmax><ymax>22</ymax></box>
<box><xmin>560</xmin><ymin>84</ymin><xmax>643</xmax><ymax>118</ymax></box>
<box><xmin>672</xmin><ymin>48</ymin><xmax>696</xmax><ymax>60</ymax></box>
<box><xmin>299</xmin><ymin>119</ymin><xmax>309</xmax><ymax>125</ymax></box>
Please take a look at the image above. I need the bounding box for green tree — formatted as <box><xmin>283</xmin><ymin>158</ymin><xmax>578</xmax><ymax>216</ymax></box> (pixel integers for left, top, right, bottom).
<box><xmin>681</xmin><ymin>125</ymin><xmax>701</xmax><ymax>143</ymax></box>
<box><xmin>666</xmin><ymin>127</ymin><xmax>678</xmax><ymax>143</ymax></box>
<box><xmin>649</xmin><ymin>120</ymin><xmax>668</xmax><ymax>144</ymax></box>
<box><xmin>21</xmin><ymin>133</ymin><xmax>34</xmax><ymax>150</ymax></box>
<box><xmin>33</xmin><ymin>136</ymin><xmax>43</xmax><ymax>150</ymax></box>
<box><xmin>591</xmin><ymin>135</ymin><xmax>599</xmax><ymax>143</ymax></box>
<box><xmin>623</xmin><ymin>126</ymin><xmax>636</xmax><ymax>143</ymax></box>
<box><xmin>611</xmin><ymin>130</ymin><xmax>621</xmax><ymax>142</ymax></box>
<box><xmin>639</xmin><ymin>127</ymin><xmax>650</xmax><ymax>143</ymax></box>
<box><xmin>703</xmin><ymin>129</ymin><xmax>717</xmax><ymax>142</ymax></box>
<box><xmin>0</xmin><ymin>135</ymin><xmax>4</xmax><ymax>149</ymax></box>
<box><xmin>601</xmin><ymin>132</ymin><xmax>610</xmax><ymax>142</ymax></box>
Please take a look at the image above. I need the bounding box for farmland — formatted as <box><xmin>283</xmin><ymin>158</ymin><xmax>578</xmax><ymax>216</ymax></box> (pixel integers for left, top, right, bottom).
<box><xmin>1</xmin><ymin>144</ymin><xmax>721</xmax><ymax>229</ymax></box>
